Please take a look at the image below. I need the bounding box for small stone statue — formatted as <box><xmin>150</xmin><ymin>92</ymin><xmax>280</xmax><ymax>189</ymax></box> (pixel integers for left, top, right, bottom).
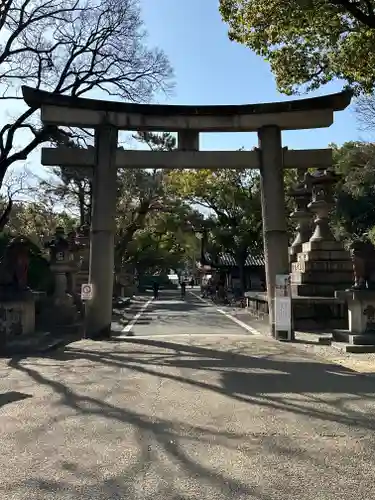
<box><xmin>349</xmin><ymin>235</ymin><xmax>375</xmax><ymax>289</ymax></box>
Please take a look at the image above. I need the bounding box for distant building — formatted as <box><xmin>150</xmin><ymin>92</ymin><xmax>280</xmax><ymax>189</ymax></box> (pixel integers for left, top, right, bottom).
<box><xmin>198</xmin><ymin>252</ymin><xmax>265</xmax><ymax>291</ymax></box>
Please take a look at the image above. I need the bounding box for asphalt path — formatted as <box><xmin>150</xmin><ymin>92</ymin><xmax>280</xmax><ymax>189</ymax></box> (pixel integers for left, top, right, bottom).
<box><xmin>112</xmin><ymin>288</ymin><xmax>258</xmax><ymax>338</ymax></box>
<box><xmin>1</xmin><ymin>289</ymin><xmax>375</xmax><ymax>499</ymax></box>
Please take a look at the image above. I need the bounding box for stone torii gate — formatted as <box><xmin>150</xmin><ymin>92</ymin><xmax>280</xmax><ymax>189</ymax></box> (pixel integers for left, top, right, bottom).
<box><xmin>22</xmin><ymin>86</ymin><xmax>351</xmax><ymax>339</ymax></box>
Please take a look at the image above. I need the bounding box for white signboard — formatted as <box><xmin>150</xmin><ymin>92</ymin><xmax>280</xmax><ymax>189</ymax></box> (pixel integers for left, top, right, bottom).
<box><xmin>81</xmin><ymin>283</ymin><xmax>94</xmax><ymax>301</ymax></box>
<box><xmin>275</xmin><ymin>297</ymin><xmax>292</xmax><ymax>329</ymax></box>
<box><xmin>274</xmin><ymin>274</ymin><xmax>292</xmax><ymax>340</ymax></box>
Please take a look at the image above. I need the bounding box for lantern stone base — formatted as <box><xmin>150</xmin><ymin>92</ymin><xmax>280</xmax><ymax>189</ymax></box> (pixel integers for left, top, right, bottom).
<box><xmin>291</xmin><ymin>240</ymin><xmax>353</xmax><ymax>297</ymax></box>
<box><xmin>39</xmin><ymin>294</ymin><xmax>79</xmax><ymax>327</ymax></box>
<box><xmin>335</xmin><ymin>289</ymin><xmax>375</xmax><ymax>335</ymax></box>
<box><xmin>0</xmin><ymin>293</ymin><xmax>36</xmax><ymax>351</ymax></box>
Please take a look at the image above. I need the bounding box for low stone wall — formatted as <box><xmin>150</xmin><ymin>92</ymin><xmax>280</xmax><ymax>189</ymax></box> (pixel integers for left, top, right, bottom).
<box><xmin>244</xmin><ymin>291</ymin><xmax>348</xmax><ymax>331</ymax></box>
<box><xmin>0</xmin><ymin>297</ymin><xmax>35</xmax><ymax>344</ymax></box>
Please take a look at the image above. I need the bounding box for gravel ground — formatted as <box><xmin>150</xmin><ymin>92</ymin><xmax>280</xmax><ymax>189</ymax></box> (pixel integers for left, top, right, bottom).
<box><xmin>2</xmin><ymin>291</ymin><xmax>375</xmax><ymax>499</ymax></box>
<box><xmin>220</xmin><ymin>304</ymin><xmax>375</xmax><ymax>376</ymax></box>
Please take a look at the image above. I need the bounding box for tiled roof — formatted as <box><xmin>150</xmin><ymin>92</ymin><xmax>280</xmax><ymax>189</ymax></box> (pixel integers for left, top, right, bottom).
<box><xmin>202</xmin><ymin>252</ymin><xmax>264</xmax><ymax>267</ymax></box>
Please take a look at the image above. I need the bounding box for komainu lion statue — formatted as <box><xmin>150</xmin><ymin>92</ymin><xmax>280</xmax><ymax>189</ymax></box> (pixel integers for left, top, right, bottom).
<box><xmin>350</xmin><ymin>237</ymin><xmax>375</xmax><ymax>290</ymax></box>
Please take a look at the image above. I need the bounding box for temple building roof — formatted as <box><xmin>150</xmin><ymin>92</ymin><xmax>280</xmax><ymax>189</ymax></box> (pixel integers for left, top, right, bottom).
<box><xmin>201</xmin><ymin>252</ymin><xmax>265</xmax><ymax>268</ymax></box>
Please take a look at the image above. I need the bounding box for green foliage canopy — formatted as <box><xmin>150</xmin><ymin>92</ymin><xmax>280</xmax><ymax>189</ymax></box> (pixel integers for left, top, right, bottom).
<box><xmin>331</xmin><ymin>141</ymin><xmax>375</xmax><ymax>244</ymax></box>
<box><xmin>167</xmin><ymin>167</ymin><xmax>263</xmax><ymax>292</ymax></box>
<box><xmin>219</xmin><ymin>0</ymin><xmax>375</xmax><ymax>95</ymax></box>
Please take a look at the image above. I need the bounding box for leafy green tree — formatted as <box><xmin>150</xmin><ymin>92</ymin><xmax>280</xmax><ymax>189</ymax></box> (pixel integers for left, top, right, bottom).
<box><xmin>5</xmin><ymin>201</ymin><xmax>77</xmax><ymax>246</ymax></box>
<box><xmin>168</xmin><ymin>168</ymin><xmax>263</xmax><ymax>292</ymax></box>
<box><xmin>331</xmin><ymin>141</ymin><xmax>375</xmax><ymax>245</ymax></box>
<box><xmin>114</xmin><ymin>132</ymin><xmax>177</xmax><ymax>267</ymax></box>
<box><xmin>124</xmin><ymin>203</ymin><xmax>202</xmax><ymax>277</ymax></box>
<box><xmin>219</xmin><ymin>0</ymin><xmax>375</xmax><ymax>94</ymax></box>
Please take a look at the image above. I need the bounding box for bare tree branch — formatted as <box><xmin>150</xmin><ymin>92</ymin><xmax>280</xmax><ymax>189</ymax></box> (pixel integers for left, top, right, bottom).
<box><xmin>0</xmin><ymin>0</ymin><xmax>173</xmax><ymax>194</ymax></box>
<box><xmin>355</xmin><ymin>94</ymin><xmax>375</xmax><ymax>133</ymax></box>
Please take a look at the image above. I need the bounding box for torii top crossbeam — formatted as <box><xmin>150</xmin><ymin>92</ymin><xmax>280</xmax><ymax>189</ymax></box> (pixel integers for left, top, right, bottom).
<box><xmin>22</xmin><ymin>86</ymin><xmax>352</xmax><ymax>132</ymax></box>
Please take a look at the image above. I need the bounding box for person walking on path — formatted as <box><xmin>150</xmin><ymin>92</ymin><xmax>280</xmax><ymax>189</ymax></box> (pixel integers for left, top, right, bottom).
<box><xmin>180</xmin><ymin>281</ymin><xmax>186</xmax><ymax>299</ymax></box>
<box><xmin>152</xmin><ymin>281</ymin><xmax>160</xmax><ymax>299</ymax></box>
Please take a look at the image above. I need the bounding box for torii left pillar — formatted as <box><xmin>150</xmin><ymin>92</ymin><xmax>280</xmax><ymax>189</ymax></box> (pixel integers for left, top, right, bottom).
<box><xmin>86</xmin><ymin>125</ymin><xmax>118</xmax><ymax>338</ymax></box>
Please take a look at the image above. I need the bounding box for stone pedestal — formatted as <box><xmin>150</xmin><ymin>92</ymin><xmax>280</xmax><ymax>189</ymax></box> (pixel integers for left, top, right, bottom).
<box><xmin>291</xmin><ymin>240</ymin><xmax>353</xmax><ymax>297</ymax></box>
<box><xmin>289</xmin><ymin>168</ymin><xmax>352</xmax><ymax>329</ymax></box>
<box><xmin>0</xmin><ymin>294</ymin><xmax>36</xmax><ymax>351</ymax></box>
<box><xmin>49</xmin><ymin>261</ymin><xmax>78</xmax><ymax>325</ymax></box>
<box><xmin>335</xmin><ymin>289</ymin><xmax>375</xmax><ymax>335</ymax></box>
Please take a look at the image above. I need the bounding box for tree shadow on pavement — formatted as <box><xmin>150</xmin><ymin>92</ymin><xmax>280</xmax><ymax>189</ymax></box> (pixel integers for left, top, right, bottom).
<box><xmin>6</xmin><ymin>337</ymin><xmax>375</xmax><ymax>498</ymax></box>
<box><xmin>0</xmin><ymin>391</ymin><xmax>31</xmax><ymax>408</ymax></box>
<box><xmin>6</xmin><ymin>354</ymin><xmax>268</xmax><ymax>500</ymax></box>
<box><xmin>44</xmin><ymin>337</ymin><xmax>375</xmax><ymax>432</ymax></box>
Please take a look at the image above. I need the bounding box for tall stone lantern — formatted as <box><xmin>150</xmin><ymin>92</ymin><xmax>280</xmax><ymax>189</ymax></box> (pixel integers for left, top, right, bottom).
<box><xmin>306</xmin><ymin>168</ymin><xmax>340</xmax><ymax>242</ymax></box>
<box><xmin>291</xmin><ymin>167</ymin><xmax>353</xmax><ymax>300</ymax></box>
<box><xmin>288</xmin><ymin>174</ymin><xmax>313</xmax><ymax>265</ymax></box>
<box><xmin>44</xmin><ymin>227</ymin><xmax>78</xmax><ymax>324</ymax></box>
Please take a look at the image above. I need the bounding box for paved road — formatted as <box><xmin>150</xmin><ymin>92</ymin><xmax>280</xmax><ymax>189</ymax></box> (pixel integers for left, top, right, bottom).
<box><xmin>1</xmin><ymin>289</ymin><xmax>375</xmax><ymax>499</ymax></box>
<box><xmin>112</xmin><ymin>288</ymin><xmax>254</xmax><ymax>338</ymax></box>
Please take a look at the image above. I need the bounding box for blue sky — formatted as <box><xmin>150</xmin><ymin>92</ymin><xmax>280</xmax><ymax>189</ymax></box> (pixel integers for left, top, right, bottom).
<box><xmin>139</xmin><ymin>0</ymin><xmax>364</xmax><ymax>151</ymax></box>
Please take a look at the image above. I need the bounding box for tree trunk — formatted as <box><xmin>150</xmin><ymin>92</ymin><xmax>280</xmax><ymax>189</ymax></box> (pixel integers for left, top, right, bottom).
<box><xmin>78</xmin><ymin>188</ymin><xmax>86</xmax><ymax>227</ymax></box>
<box><xmin>0</xmin><ymin>197</ymin><xmax>13</xmax><ymax>232</ymax></box>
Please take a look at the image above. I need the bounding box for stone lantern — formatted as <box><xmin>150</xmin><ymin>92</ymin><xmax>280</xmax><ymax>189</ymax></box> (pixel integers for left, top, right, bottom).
<box><xmin>288</xmin><ymin>173</ymin><xmax>313</xmax><ymax>264</ymax></box>
<box><xmin>306</xmin><ymin>168</ymin><xmax>340</xmax><ymax>242</ymax></box>
<box><xmin>44</xmin><ymin>227</ymin><xmax>78</xmax><ymax>324</ymax></box>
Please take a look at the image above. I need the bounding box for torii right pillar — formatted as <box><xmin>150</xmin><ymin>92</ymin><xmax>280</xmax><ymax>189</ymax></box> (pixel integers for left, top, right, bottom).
<box><xmin>258</xmin><ymin>125</ymin><xmax>289</xmax><ymax>337</ymax></box>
